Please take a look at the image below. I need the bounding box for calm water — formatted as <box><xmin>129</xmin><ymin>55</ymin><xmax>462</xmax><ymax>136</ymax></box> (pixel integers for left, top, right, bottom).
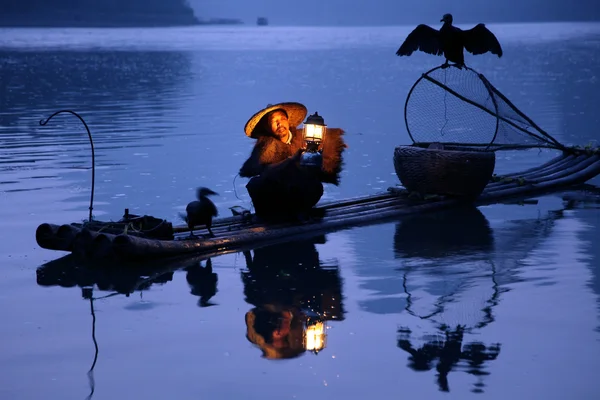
<box><xmin>1</xmin><ymin>23</ymin><xmax>600</xmax><ymax>399</ymax></box>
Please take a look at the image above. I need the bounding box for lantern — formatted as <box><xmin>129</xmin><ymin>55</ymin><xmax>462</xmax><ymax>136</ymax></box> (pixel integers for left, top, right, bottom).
<box><xmin>303</xmin><ymin>111</ymin><xmax>327</xmax><ymax>145</ymax></box>
<box><xmin>300</xmin><ymin>111</ymin><xmax>327</xmax><ymax>168</ymax></box>
<box><xmin>303</xmin><ymin>318</ymin><xmax>327</xmax><ymax>354</ymax></box>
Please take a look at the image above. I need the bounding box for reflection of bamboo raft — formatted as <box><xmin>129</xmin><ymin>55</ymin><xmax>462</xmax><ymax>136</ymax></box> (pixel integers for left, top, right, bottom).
<box><xmin>35</xmin><ymin>150</ymin><xmax>600</xmax><ymax>263</ymax></box>
<box><xmin>36</xmin><ymin>252</ymin><xmax>205</xmax><ymax>295</ymax></box>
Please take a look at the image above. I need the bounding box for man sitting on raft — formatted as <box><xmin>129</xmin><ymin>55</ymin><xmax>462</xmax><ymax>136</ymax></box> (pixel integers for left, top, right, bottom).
<box><xmin>239</xmin><ymin>102</ymin><xmax>347</xmax><ymax>222</ymax></box>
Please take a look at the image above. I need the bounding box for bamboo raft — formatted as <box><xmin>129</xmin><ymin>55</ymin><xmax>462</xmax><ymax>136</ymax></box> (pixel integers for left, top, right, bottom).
<box><xmin>35</xmin><ymin>149</ymin><xmax>600</xmax><ymax>263</ymax></box>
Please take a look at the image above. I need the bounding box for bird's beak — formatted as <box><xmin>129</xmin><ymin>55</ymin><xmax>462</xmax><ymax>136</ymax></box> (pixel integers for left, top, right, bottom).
<box><xmin>440</xmin><ymin>18</ymin><xmax>444</xmax><ymax>22</ymax></box>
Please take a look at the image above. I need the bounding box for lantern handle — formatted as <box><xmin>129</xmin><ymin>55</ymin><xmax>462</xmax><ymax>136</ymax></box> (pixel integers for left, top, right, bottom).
<box><xmin>304</xmin><ymin>111</ymin><xmax>326</xmax><ymax>126</ymax></box>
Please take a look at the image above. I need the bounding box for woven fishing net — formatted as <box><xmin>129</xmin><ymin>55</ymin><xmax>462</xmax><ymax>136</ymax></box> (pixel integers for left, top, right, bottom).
<box><xmin>404</xmin><ymin>65</ymin><xmax>566</xmax><ymax>151</ymax></box>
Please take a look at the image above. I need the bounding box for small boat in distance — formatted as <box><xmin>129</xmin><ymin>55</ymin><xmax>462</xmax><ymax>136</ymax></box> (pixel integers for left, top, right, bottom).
<box><xmin>257</xmin><ymin>17</ymin><xmax>268</xmax><ymax>26</ymax></box>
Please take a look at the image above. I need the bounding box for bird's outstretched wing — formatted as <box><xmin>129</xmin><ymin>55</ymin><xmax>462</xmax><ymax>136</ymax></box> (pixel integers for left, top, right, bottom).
<box><xmin>396</xmin><ymin>24</ymin><xmax>443</xmax><ymax>57</ymax></box>
<box><xmin>462</xmin><ymin>24</ymin><xmax>503</xmax><ymax>57</ymax></box>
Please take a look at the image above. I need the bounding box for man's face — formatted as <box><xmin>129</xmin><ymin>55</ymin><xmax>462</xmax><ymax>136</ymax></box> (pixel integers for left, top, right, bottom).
<box><xmin>268</xmin><ymin>110</ymin><xmax>290</xmax><ymax>141</ymax></box>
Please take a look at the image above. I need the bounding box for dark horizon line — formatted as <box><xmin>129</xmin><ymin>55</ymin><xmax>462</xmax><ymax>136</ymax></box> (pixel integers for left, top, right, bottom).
<box><xmin>0</xmin><ymin>18</ymin><xmax>599</xmax><ymax>29</ymax></box>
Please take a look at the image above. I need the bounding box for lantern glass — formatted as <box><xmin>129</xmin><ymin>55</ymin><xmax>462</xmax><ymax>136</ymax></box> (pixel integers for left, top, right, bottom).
<box><xmin>302</xmin><ymin>111</ymin><xmax>327</xmax><ymax>145</ymax></box>
<box><xmin>304</xmin><ymin>320</ymin><xmax>327</xmax><ymax>353</ymax></box>
<box><xmin>303</xmin><ymin>123</ymin><xmax>325</xmax><ymax>143</ymax></box>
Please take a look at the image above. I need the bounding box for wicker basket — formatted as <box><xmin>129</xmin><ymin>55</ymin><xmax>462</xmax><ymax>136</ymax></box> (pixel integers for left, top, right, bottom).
<box><xmin>393</xmin><ymin>144</ymin><xmax>496</xmax><ymax>199</ymax></box>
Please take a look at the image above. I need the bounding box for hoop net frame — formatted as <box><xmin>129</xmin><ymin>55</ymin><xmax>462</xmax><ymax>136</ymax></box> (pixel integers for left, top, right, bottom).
<box><xmin>404</xmin><ymin>65</ymin><xmax>566</xmax><ymax>152</ymax></box>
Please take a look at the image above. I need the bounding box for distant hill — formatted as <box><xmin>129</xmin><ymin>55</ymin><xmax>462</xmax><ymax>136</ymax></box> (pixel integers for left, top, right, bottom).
<box><xmin>185</xmin><ymin>0</ymin><xmax>600</xmax><ymax>26</ymax></box>
<box><xmin>0</xmin><ymin>0</ymin><xmax>240</xmax><ymax>27</ymax></box>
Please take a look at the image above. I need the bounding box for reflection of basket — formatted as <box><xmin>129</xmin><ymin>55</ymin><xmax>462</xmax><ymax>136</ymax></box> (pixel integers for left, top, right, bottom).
<box><xmin>394</xmin><ymin>206</ymin><xmax>493</xmax><ymax>259</ymax></box>
<box><xmin>393</xmin><ymin>144</ymin><xmax>495</xmax><ymax>199</ymax></box>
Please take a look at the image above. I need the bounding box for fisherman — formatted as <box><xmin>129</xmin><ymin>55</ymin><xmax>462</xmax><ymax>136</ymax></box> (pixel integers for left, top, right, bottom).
<box><xmin>238</xmin><ymin>102</ymin><xmax>347</xmax><ymax>222</ymax></box>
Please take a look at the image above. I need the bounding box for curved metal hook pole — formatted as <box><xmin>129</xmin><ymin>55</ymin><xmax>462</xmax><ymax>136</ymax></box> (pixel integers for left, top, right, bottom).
<box><xmin>39</xmin><ymin>110</ymin><xmax>95</xmax><ymax>223</ymax></box>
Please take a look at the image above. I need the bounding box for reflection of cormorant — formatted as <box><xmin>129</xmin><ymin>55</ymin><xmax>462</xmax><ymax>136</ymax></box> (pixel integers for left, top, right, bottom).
<box><xmin>389</xmin><ymin>207</ymin><xmax>502</xmax><ymax>392</ymax></box>
<box><xmin>391</xmin><ymin>206</ymin><xmax>568</xmax><ymax>393</ymax></box>
<box><xmin>397</xmin><ymin>326</ymin><xmax>501</xmax><ymax>393</ymax></box>
<box><xmin>241</xmin><ymin>235</ymin><xmax>345</xmax><ymax>359</ymax></box>
<box><xmin>185</xmin><ymin>258</ymin><xmax>218</xmax><ymax>307</ymax></box>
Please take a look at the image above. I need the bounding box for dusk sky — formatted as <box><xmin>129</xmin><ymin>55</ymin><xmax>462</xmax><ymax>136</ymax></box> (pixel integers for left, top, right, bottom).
<box><xmin>190</xmin><ymin>0</ymin><xmax>600</xmax><ymax>26</ymax></box>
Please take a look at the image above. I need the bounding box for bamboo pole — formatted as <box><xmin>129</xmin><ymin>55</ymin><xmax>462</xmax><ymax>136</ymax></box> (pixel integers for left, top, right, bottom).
<box><xmin>170</xmin><ymin>191</ymin><xmax>396</xmax><ymax>233</ymax></box>
<box><xmin>526</xmin><ymin>156</ymin><xmax>600</xmax><ymax>183</ymax></box>
<box><xmin>35</xmin><ymin>223</ymin><xmax>63</xmax><ymax>251</ymax></box>
<box><xmin>35</xmin><ymin>223</ymin><xmax>79</xmax><ymax>252</ymax></box>
<box><xmin>29</xmin><ymin>200</ymin><xmax>475</xmax><ymax>260</ymax></box>
<box><xmin>111</xmin><ymin>197</ymin><xmax>459</xmax><ymax>261</ymax></box>
<box><xmin>171</xmin><ymin>195</ymin><xmax>407</xmax><ymax>238</ymax></box>
<box><xmin>71</xmin><ymin>228</ymin><xmax>102</xmax><ymax>259</ymax></box>
<box><xmin>318</xmin><ymin>191</ymin><xmax>395</xmax><ymax>209</ymax></box>
<box><xmin>486</xmin><ymin>154</ymin><xmax>582</xmax><ymax>188</ymax></box>
<box><xmin>484</xmin><ymin>155</ymin><xmax>600</xmax><ymax>194</ymax></box>
<box><xmin>324</xmin><ymin>196</ymin><xmax>409</xmax><ymax>216</ymax></box>
<box><xmin>488</xmin><ymin>154</ymin><xmax>577</xmax><ymax>184</ymax></box>
<box><xmin>171</xmin><ymin>193</ymin><xmax>402</xmax><ymax>239</ymax></box>
<box><xmin>478</xmin><ymin>159</ymin><xmax>600</xmax><ymax>202</ymax></box>
<box><xmin>126</xmin><ymin>199</ymin><xmax>423</xmax><ymax>259</ymax></box>
<box><xmin>90</xmin><ymin>233</ymin><xmax>118</xmax><ymax>260</ymax></box>
<box><xmin>496</xmin><ymin>152</ymin><xmax>568</xmax><ymax>178</ymax></box>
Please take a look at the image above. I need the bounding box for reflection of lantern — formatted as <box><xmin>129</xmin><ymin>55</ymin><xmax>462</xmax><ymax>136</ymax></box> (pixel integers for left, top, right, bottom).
<box><xmin>300</xmin><ymin>112</ymin><xmax>327</xmax><ymax>168</ymax></box>
<box><xmin>304</xmin><ymin>319</ymin><xmax>327</xmax><ymax>354</ymax></box>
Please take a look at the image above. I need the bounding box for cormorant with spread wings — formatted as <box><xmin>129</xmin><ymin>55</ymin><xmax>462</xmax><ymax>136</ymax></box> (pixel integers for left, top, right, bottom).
<box><xmin>396</xmin><ymin>14</ymin><xmax>503</xmax><ymax>69</ymax></box>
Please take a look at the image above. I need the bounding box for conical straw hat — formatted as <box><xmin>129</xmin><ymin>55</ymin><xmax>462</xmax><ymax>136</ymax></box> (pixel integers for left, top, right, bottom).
<box><xmin>244</xmin><ymin>102</ymin><xmax>308</xmax><ymax>138</ymax></box>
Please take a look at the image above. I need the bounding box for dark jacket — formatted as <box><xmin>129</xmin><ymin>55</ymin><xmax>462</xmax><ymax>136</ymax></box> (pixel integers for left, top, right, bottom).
<box><xmin>239</xmin><ymin>126</ymin><xmax>347</xmax><ymax>185</ymax></box>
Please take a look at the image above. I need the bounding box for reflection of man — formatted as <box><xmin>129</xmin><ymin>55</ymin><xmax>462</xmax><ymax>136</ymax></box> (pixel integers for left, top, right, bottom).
<box><xmin>245</xmin><ymin>305</ymin><xmax>307</xmax><ymax>359</ymax></box>
<box><xmin>241</xmin><ymin>237</ymin><xmax>345</xmax><ymax>359</ymax></box>
<box><xmin>239</xmin><ymin>102</ymin><xmax>347</xmax><ymax>222</ymax></box>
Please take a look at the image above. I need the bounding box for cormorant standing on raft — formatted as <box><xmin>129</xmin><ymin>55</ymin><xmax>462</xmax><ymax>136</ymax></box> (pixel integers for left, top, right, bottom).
<box><xmin>179</xmin><ymin>187</ymin><xmax>219</xmax><ymax>238</ymax></box>
<box><xmin>395</xmin><ymin>13</ymin><xmax>503</xmax><ymax>69</ymax></box>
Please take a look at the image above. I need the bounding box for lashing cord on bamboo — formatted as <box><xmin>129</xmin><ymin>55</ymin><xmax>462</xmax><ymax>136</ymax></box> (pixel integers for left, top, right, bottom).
<box><xmin>93</xmin><ymin>218</ymin><xmax>169</xmax><ymax>236</ymax></box>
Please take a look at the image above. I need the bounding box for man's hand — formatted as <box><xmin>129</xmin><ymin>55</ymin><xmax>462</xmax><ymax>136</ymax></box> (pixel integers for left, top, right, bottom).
<box><xmin>291</xmin><ymin>148</ymin><xmax>304</xmax><ymax>162</ymax></box>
